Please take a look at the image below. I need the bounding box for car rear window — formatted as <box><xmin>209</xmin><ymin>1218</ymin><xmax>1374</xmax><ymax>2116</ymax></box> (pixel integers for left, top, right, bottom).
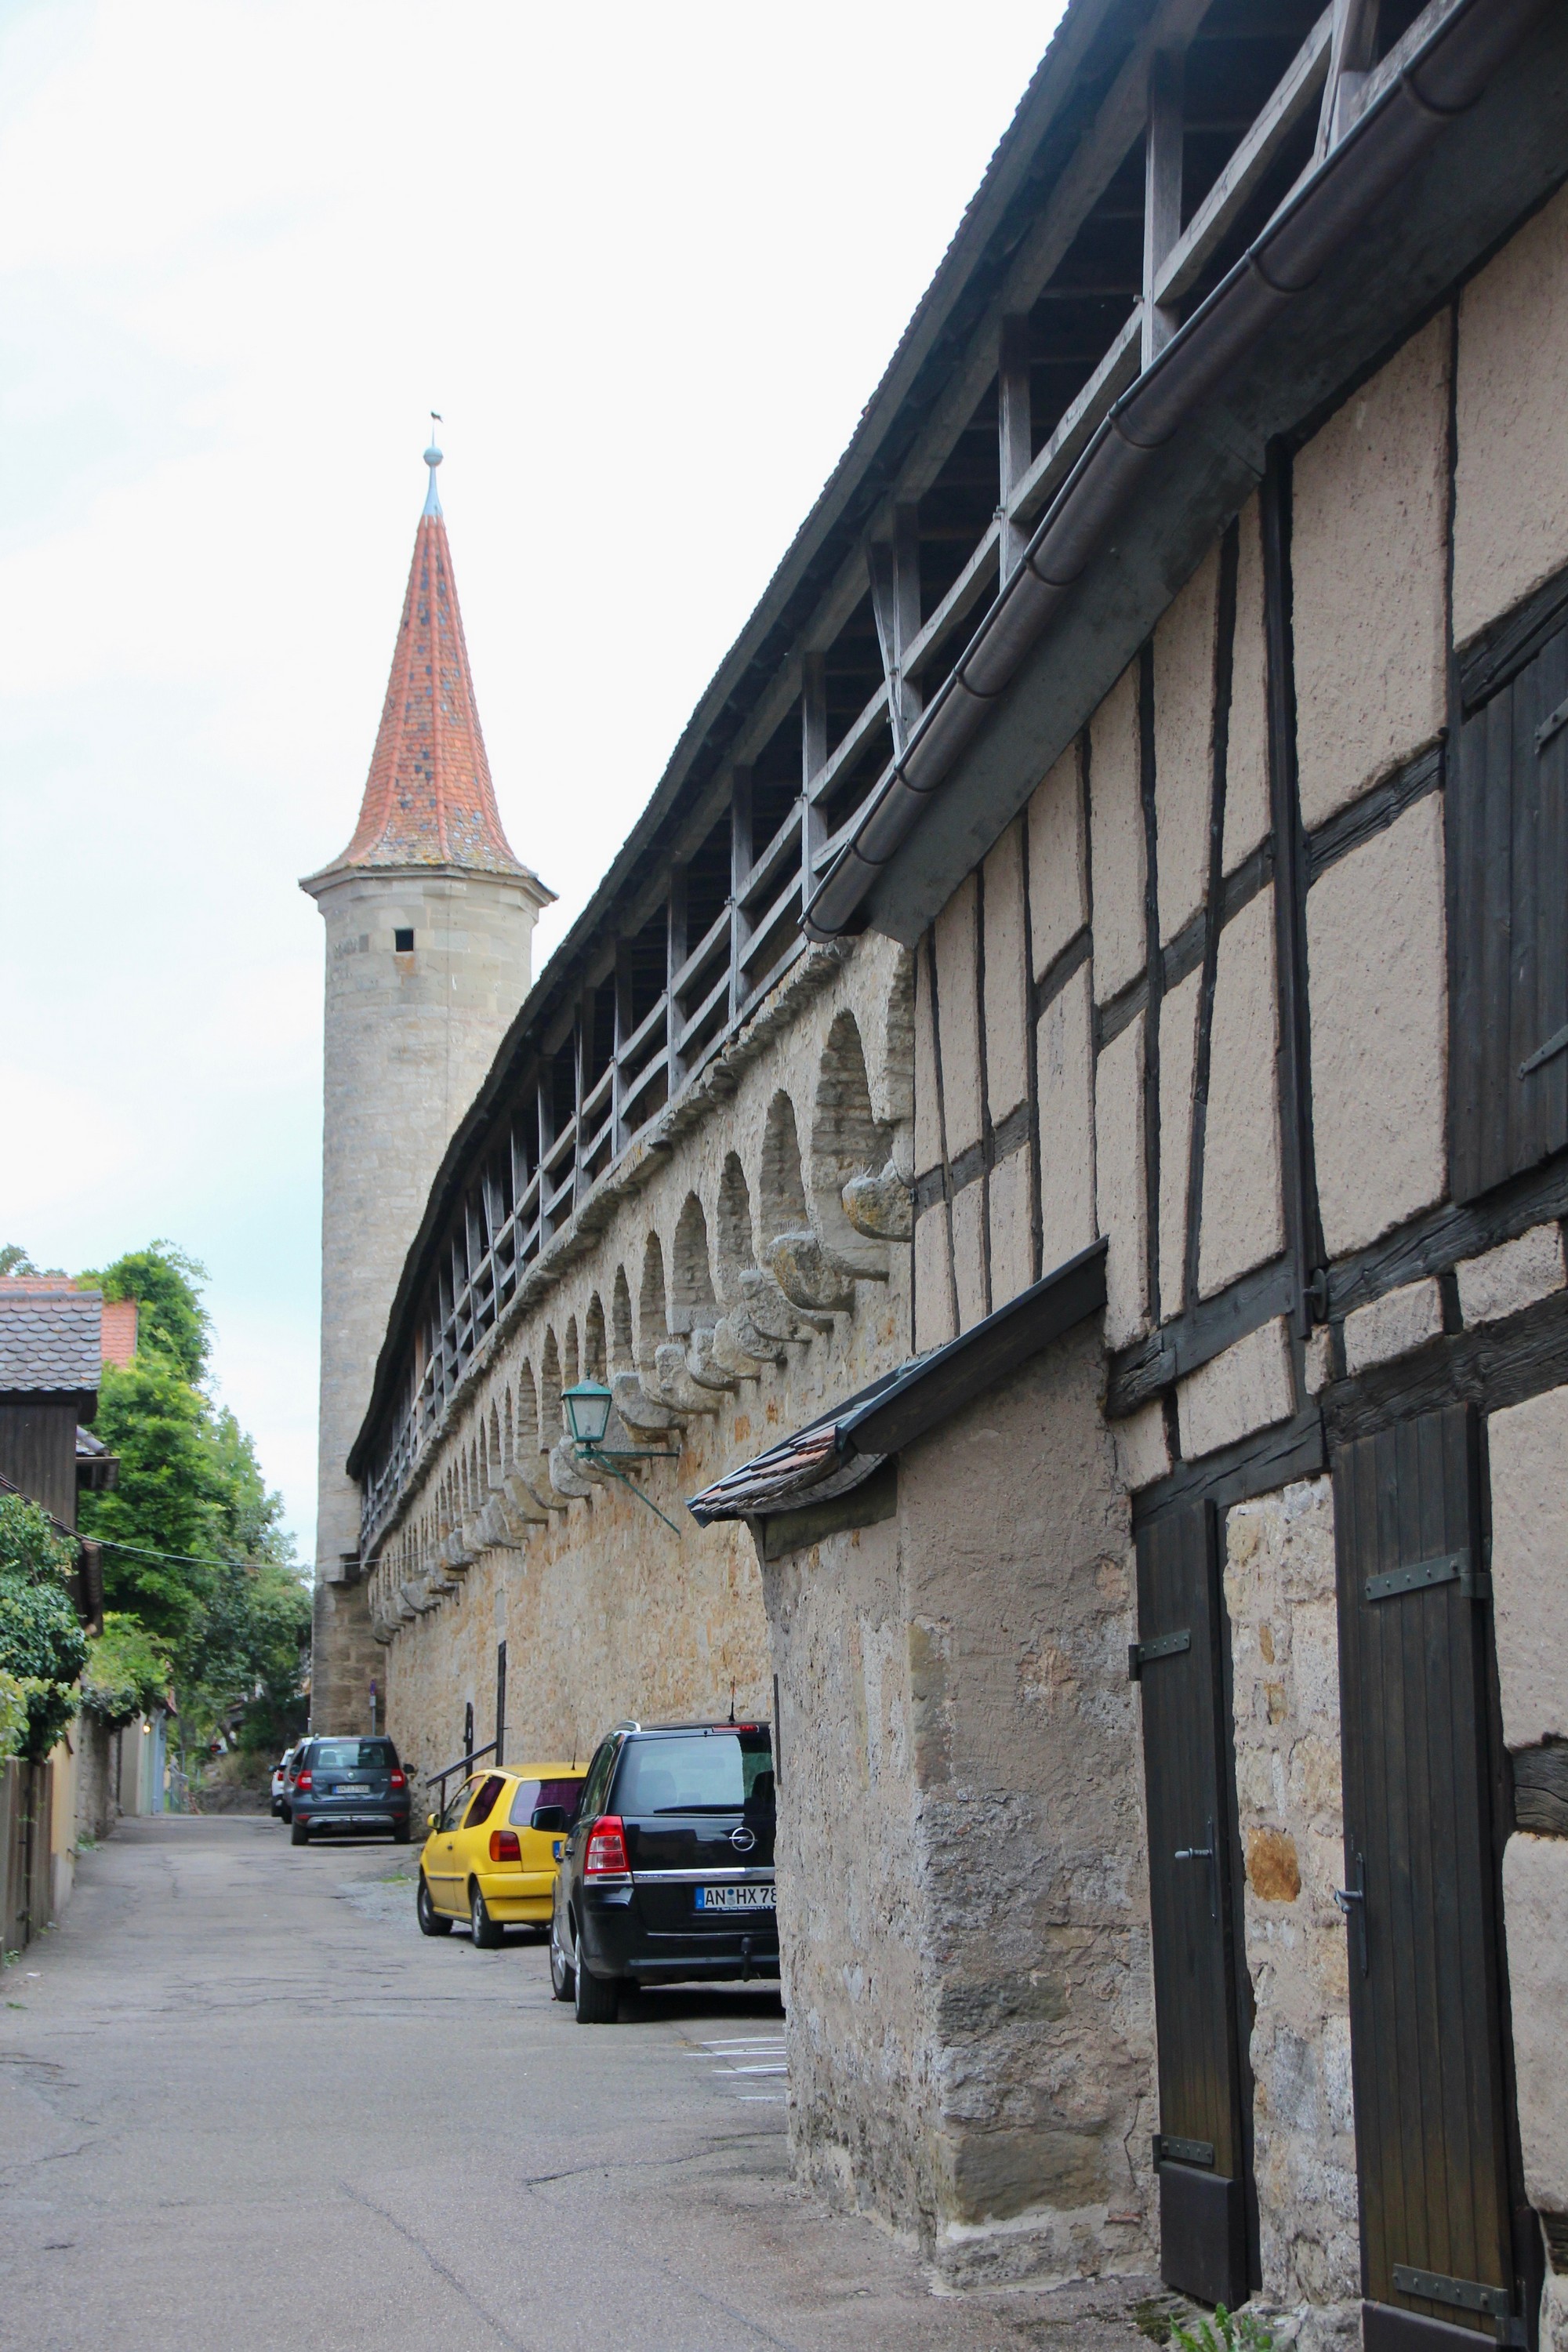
<box><xmin>463</xmin><ymin>1774</ymin><xmax>506</xmax><ymax>1829</ymax></box>
<box><xmin>614</xmin><ymin>1732</ymin><xmax>773</xmax><ymax>1816</ymax></box>
<box><xmin>507</xmin><ymin>1776</ymin><xmax>584</xmax><ymax>1828</ymax></box>
<box><xmin>312</xmin><ymin>1741</ymin><xmax>397</xmax><ymax>1772</ymax></box>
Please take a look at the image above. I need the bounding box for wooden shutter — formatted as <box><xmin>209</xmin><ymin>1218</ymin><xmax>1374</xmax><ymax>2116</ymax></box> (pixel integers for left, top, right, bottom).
<box><xmin>1451</xmin><ymin>615</ymin><xmax>1568</xmax><ymax>1202</ymax></box>
<box><xmin>1333</xmin><ymin>1406</ymin><xmax>1527</xmax><ymax>2350</ymax></box>
<box><xmin>1134</xmin><ymin>1500</ymin><xmax>1256</xmax><ymax>2307</ymax></box>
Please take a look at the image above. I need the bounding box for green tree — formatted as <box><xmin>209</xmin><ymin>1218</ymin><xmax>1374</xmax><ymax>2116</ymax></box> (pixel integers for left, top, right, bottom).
<box><xmin>0</xmin><ymin>1494</ymin><xmax>86</xmax><ymax>1762</ymax></box>
<box><xmin>78</xmin><ymin>1240</ymin><xmax>210</xmax><ymax>1383</ymax></box>
<box><xmin>82</xmin><ymin>1356</ymin><xmax>222</xmax><ymax>1657</ymax></box>
<box><xmin>81</xmin><ymin>1613</ymin><xmax>173</xmax><ymax>1727</ymax></box>
<box><xmin>0</xmin><ymin>1244</ymin><xmax>65</xmax><ymax>1277</ymax></box>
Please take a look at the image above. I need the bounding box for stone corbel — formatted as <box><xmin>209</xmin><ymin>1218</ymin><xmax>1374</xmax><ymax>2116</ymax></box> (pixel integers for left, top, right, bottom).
<box><xmin>685</xmin><ymin>1324</ymin><xmax>740</xmax><ymax>1393</ymax></box>
<box><xmin>612</xmin><ymin>1370</ymin><xmax>688</xmax><ymax>1441</ymax></box>
<box><xmin>708</xmin><ymin>1310</ymin><xmax>783</xmax><ymax>1377</ymax></box>
<box><xmin>399</xmin><ymin>1576</ymin><xmax>437</xmax><ymax>1617</ymax></box>
<box><xmin>739</xmin><ymin>1267</ymin><xmax>830</xmax><ymax>1342</ymax></box>
<box><xmin>547</xmin><ymin>1434</ymin><xmax>599</xmax><ymax>1501</ymax></box>
<box><xmin>652</xmin><ymin>1342</ymin><xmax>722</xmax><ymax>1416</ymax></box>
<box><xmin>503</xmin><ymin>1469</ymin><xmax>553</xmax><ymax>1525</ymax></box>
<box><xmin>764</xmin><ymin>1232</ymin><xmax>857</xmax><ymax>1314</ymax></box>
<box><xmin>842</xmin><ymin>1160</ymin><xmax>913</xmax><ymax>1243</ymax></box>
<box><xmin>477</xmin><ymin>1497</ymin><xmax>527</xmax><ymax>1550</ymax></box>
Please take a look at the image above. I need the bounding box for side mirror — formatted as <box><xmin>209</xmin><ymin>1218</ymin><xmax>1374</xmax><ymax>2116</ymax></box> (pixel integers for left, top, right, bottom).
<box><xmin>426</xmin><ymin>1812</ymin><xmax>437</xmax><ymax>1830</ymax></box>
<box><xmin>531</xmin><ymin>1803</ymin><xmax>568</xmax><ymax>1834</ymax></box>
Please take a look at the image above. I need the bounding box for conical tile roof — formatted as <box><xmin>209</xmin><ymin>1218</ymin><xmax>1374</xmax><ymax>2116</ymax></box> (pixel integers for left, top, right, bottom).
<box><xmin>318</xmin><ymin>454</ymin><xmax>532</xmax><ymax>879</ymax></box>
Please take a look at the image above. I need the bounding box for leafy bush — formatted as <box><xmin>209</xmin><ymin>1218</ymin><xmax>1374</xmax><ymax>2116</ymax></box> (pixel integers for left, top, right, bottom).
<box><xmin>82</xmin><ymin>1613</ymin><xmax>172</xmax><ymax>1728</ymax></box>
<box><xmin>0</xmin><ymin>1668</ymin><xmax>29</xmax><ymax>1764</ymax></box>
<box><xmin>0</xmin><ymin>1497</ymin><xmax>86</xmax><ymax>1762</ymax></box>
<box><xmin>1172</xmin><ymin>2307</ymin><xmax>1273</xmax><ymax>2352</ymax></box>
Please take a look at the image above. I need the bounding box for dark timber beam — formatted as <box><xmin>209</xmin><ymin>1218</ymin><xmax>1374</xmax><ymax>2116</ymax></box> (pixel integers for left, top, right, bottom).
<box><xmin>730</xmin><ymin>764</ymin><xmax>753</xmax><ymax>1023</ymax></box>
<box><xmin>997</xmin><ymin>315</ymin><xmax>1033</xmax><ymax>583</ymax></box>
<box><xmin>666</xmin><ymin>863</ymin><xmax>688</xmax><ymax>1094</ymax></box>
<box><xmin>801</xmin><ymin>652</ymin><xmax>828</xmax><ymax>877</ymax></box>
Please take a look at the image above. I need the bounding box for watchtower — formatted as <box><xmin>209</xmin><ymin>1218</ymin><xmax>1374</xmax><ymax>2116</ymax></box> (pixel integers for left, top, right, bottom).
<box><xmin>300</xmin><ymin>440</ymin><xmax>552</xmax><ymax>1733</ymax></box>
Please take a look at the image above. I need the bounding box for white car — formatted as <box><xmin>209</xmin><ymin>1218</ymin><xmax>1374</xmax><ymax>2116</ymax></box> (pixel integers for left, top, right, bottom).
<box><xmin>271</xmin><ymin>1747</ymin><xmax>299</xmax><ymax>1819</ymax></box>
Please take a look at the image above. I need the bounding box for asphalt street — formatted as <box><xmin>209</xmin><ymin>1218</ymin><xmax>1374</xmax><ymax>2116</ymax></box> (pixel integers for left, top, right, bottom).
<box><xmin>0</xmin><ymin>1816</ymin><xmax>1160</xmax><ymax>2352</ymax></box>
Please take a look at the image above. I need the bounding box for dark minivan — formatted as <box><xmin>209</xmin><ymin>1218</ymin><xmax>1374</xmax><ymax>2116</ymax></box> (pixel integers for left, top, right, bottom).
<box><xmin>289</xmin><ymin>1737</ymin><xmax>411</xmax><ymax>1845</ymax></box>
<box><xmin>544</xmin><ymin>1720</ymin><xmax>776</xmax><ymax>2022</ymax></box>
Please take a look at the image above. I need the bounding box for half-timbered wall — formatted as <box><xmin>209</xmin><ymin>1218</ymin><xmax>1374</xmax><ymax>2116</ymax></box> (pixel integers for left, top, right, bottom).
<box><xmin>768</xmin><ymin>175</ymin><xmax>1568</xmax><ymax>2329</ymax></box>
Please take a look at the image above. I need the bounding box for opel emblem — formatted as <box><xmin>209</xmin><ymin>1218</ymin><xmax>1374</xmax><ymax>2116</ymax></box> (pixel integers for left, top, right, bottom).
<box><xmin>729</xmin><ymin>1824</ymin><xmax>757</xmax><ymax>1853</ymax></box>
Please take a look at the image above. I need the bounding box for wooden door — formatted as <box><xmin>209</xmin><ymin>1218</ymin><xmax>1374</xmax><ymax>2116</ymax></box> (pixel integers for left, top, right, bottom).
<box><xmin>1334</xmin><ymin>1406</ymin><xmax>1530</xmax><ymax>2350</ymax></box>
<box><xmin>1135</xmin><ymin>1499</ymin><xmax>1257</xmax><ymax>2307</ymax></box>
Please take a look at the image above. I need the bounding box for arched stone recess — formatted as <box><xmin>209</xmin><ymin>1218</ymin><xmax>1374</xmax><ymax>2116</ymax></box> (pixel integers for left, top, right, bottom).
<box><xmin>563</xmin><ymin>1316</ymin><xmax>580</xmax><ymax>1396</ymax></box>
<box><xmin>811</xmin><ymin>1007</ymin><xmax>906</xmax><ymax>1273</ymax></box>
<box><xmin>760</xmin><ymin>1087</ymin><xmax>855</xmax><ymax>1315</ymax></box>
<box><xmin>612</xmin><ymin>1267</ymin><xmax>633</xmax><ymax>1369</ymax></box>
<box><xmin>716</xmin><ymin>1154</ymin><xmax>755</xmax><ymax>1305</ymax></box>
<box><xmin>585</xmin><ymin>1294</ymin><xmax>608</xmax><ymax>1382</ymax></box>
<box><xmin>871</xmin><ymin>945</ymin><xmax>916</xmax><ymax>1134</ymax></box>
<box><xmin>670</xmin><ymin>1193</ymin><xmax>719</xmax><ymax>1335</ymax></box>
<box><xmin>539</xmin><ymin>1330</ymin><xmax>563</xmax><ymax>1450</ymax></box>
<box><xmin>637</xmin><ymin>1232</ymin><xmax>667</xmax><ymax>1370</ymax></box>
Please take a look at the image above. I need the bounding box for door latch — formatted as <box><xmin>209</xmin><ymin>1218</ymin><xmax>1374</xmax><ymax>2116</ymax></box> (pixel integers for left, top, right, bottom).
<box><xmin>1334</xmin><ymin>1849</ymin><xmax>1368</xmax><ymax>1976</ymax></box>
<box><xmin>1174</xmin><ymin>1815</ymin><xmax>1218</xmax><ymax>1921</ymax></box>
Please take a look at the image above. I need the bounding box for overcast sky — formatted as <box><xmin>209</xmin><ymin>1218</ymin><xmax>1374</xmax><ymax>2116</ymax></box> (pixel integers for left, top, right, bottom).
<box><xmin>0</xmin><ymin>0</ymin><xmax>1065</xmax><ymax>1560</ymax></box>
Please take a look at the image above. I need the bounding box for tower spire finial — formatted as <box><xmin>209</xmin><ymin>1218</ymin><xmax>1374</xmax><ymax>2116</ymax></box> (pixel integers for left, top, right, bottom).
<box><xmin>423</xmin><ymin>410</ymin><xmax>444</xmax><ymax>517</ymax></box>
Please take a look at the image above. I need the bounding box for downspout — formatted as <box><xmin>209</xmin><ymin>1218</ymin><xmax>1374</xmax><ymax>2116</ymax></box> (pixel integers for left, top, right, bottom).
<box><xmin>802</xmin><ymin>0</ymin><xmax>1548</xmax><ymax>942</ymax></box>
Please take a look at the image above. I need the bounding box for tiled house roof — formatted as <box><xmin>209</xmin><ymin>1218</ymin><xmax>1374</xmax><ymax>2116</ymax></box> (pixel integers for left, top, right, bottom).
<box><xmin>0</xmin><ymin>1290</ymin><xmax>104</xmax><ymax>1394</ymax></box>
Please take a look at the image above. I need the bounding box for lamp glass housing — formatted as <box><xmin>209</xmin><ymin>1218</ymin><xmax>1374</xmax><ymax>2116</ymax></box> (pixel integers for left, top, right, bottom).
<box><xmin>563</xmin><ymin>1379</ymin><xmax>613</xmax><ymax>1448</ymax></box>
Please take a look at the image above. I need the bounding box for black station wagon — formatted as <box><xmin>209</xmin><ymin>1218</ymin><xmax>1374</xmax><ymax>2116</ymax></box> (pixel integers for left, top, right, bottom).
<box><xmin>543</xmin><ymin>1720</ymin><xmax>778</xmax><ymax>2022</ymax></box>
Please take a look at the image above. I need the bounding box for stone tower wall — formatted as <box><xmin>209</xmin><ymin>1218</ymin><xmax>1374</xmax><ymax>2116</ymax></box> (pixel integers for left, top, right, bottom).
<box><xmin>309</xmin><ymin>864</ymin><xmax>540</xmax><ymax>1733</ymax></box>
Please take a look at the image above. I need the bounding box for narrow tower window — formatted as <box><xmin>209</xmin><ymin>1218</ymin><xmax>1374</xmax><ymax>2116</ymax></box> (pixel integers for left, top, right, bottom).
<box><xmin>394</xmin><ymin>928</ymin><xmax>415</xmax><ymax>953</ymax></box>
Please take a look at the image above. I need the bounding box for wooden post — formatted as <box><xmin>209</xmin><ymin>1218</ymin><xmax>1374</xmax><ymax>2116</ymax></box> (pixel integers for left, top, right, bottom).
<box><xmin>1316</xmin><ymin>0</ymin><xmax>1378</xmax><ymax>158</ymax></box>
<box><xmin>801</xmin><ymin>654</ymin><xmax>828</xmax><ymax>883</ymax></box>
<box><xmin>666</xmin><ymin>863</ymin><xmax>688</xmax><ymax>1094</ymax></box>
<box><xmin>535</xmin><ymin>1068</ymin><xmax>555</xmax><ymax>1244</ymax></box>
<box><xmin>869</xmin><ymin>514</ymin><xmax>923</xmax><ymax>753</ymax></box>
<box><xmin>998</xmin><ymin>314</ymin><xmax>1032</xmax><ymax>582</ymax></box>
<box><xmin>1142</xmin><ymin>50</ymin><xmax>1184</xmax><ymax>368</ymax></box>
<box><xmin>612</xmin><ymin>938</ymin><xmax>633</xmax><ymax>1157</ymax></box>
<box><xmin>572</xmin><ymin>991</ymin><xmax>592</xmax><ymax>1208</ymax></box>
<box><xmin>729</xmin><ymin>765</ymin><xmax>753</xmax><ymax>1022</ymax></box>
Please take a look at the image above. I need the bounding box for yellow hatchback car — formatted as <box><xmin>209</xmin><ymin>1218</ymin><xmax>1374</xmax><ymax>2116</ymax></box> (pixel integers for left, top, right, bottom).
<box><xmin>416</xmin><ymin>1764</ymin><xmax>586</xmax><ymax>1947</ymax></box>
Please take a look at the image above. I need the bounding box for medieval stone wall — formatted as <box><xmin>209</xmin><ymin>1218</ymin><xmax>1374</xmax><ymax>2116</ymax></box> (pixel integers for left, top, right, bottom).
<box><xmin>365</xmin><ymin>935</ymin><xmax>916</xmax><ymax>1791</ymax></box>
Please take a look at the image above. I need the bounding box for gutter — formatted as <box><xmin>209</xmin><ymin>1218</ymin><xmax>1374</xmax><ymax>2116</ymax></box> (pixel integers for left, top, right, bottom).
<box><xmin>802</xmin><ymin>0</ymin><xmax>1550</xmax><ymax>943</ymax></box>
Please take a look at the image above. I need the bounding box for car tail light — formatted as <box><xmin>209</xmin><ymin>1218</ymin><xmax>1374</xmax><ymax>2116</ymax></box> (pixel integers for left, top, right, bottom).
<box><xmin>296</xmin><ymin>1770</ymin><xmax>313</xmax><ymax>1791</ymax></box>
<box><xmin>584</xmin><ymin>1815</ymin><xmax>629</xmax><ymax>1877</ymax></box>
<box><xmin>389</xmin><ymin>1769</ymin><xmax>406</xmax><ymax>1790</ymax></box>
<box><xmin>488</xmin><ymin>1828</ymin><xmax>521</xmax><ymax>1863</ymax></box>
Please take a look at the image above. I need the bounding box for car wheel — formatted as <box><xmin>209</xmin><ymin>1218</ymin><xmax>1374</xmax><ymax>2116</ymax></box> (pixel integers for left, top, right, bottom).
<box><xmin>270</xmin><ymin>1798</ymin><xmax>281</xmax><ymax>1817</ymax></box>
<box><xmin>573</xmin><ymin>1931</ymin><xmax>619</xmax><ymax>2024</ymax></box>
<box><xmin>417</xmin><ymin>1875</ymin><xmax>453</xmax><ymax>1937</ymax></box>
<box><xmin>550</xmin><ymin>1915</ymin><xmax>575</xmax><ymax>2002</ymax></box>
<box><xmin>391</xmin><ymin>1820</ymin><xmax>411</xmax><ymax>1845</ymax></box>
<box><xmin>280</xmin><ymin>1805</ymin><xmax>291</xmax><ymax>1824</ymax></box>
<box><xmin>470</xmin><ymin>1886</ymin><xmax>503</xmax><ymax>1950</ymax></box>
<box><xmin>290</xmin><ymin>1817</ymin><xmax>310</xmax><ymax>1847</ymax></box>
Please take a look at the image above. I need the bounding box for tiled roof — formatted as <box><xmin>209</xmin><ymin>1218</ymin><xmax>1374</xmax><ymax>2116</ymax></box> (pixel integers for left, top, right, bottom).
<box><xmin>0</xmin><ymin>1289</ymin><xmax>103</xmax><ymax>1395</ymax></box>
<box><xmin>310</xmin><ymin>486</ymin><xmax>543</xmax><ymax>884</ymax></box>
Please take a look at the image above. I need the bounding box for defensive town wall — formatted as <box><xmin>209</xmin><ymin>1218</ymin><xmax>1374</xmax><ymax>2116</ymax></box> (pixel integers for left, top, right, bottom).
<box><xmin>367</xmin><ymin>935</ymin><xmax>915</xmax><ymax>1788</ymax></box>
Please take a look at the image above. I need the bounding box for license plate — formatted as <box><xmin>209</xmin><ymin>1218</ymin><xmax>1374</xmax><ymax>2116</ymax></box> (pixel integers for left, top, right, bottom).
<box><xmin>695</xmin><ymin>1884</ymin><xmax>775</xmax><ymax>1912</ymax></box>
<box><xmin>337</xmin><ymin>1784</ymin><xmax>369</xmax><ymax>1796</ymax></box>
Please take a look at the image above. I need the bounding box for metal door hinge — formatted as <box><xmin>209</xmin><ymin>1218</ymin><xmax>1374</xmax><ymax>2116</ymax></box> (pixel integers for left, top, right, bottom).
<box><xmin>1365</xmin><ymin>1549</ymin><xmax>1489</xmax><ymax>1605</ymax></box>
<box><xmin>1535</xmin><ymin>694</ymin><xmax>1568</xmax><ymax>754</ymax></box>
<box><xmin>1392</xmin><ymin>2266</ymin><xmax>1512</xmax><ymax>2325</ymax></box>
<box><xmin>1129</xmin><ymin>1628</ymin><xmax>1191</xmax><ymax>1679</ymax></box>
<box><xmin>1153</xmin><ymin>2133</ymin><xmax>1215</xmax><ymax>2169</ymax></box>
<box><xmin>1519</xmin><ymin>1019</ymin><xmax>1568</xmax><ymax>1080</ymax></box>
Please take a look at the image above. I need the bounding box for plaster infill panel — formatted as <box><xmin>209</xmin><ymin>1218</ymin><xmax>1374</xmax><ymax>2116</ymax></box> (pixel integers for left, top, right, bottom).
<box><xmin>1293</xmin><ymin>316</ymin><xmax>1449</xmax><ymax>833</ymax></box>
<box><xmin>915</xmin><ymin>935</ymin><xmax>943</xmax><ymax>1177</ymax></box>
<box><xmin>934</xmin><ymin>877</ymin><xmax>982</xmax><ymax>1159</ymax></box>
<box><xmin>915</xmin><ymin>1201</ymin><xmax>956</xmax><ymax>1354</ymax></box>
<box><xmin>989</xmin><ymin>1145</ymin><xmax>1033</xmax><ymax>1314</ymax></box>
<box><xmin>1199</xmin><ymin>886</ymin><xmax>1283</xmax><ymax>1298</ymax></box>
<box><xmin>1028</xmin><ymin>743</ymin><xmax>1088</xmax><ymax>980</ymax></box>
<box><xmin>1225</xmin><ymin>495</ymin><xmax>1271</xmax><ymax>877</ymax></box>
<box><xmin>1154</xmin><ymin>546</ymin><xmax>1218</xmax><ymax>946</ymax></box>
<box><xmin>1486</xmin><ymin>1383</ymin><xmax>1568</xmax><ymax>1751</ymax></box>
<box><xmin>1089</xmin><ymin>664</ymin><xmax>1145</xmax><ymax>1003</ymax></box>
<box><xmin>1037</xmin><ymin>964</ymin><xmax>1097</xmax><ymax>1279</ymax></box>
<box><xmin>1096</xmin><ymin>1011</ymin><xmax>1147</xmax><ymax>1349</ymax></box>
<box><xmin>1455</xmin><ymin>182</ymin><xmax>1568</xmax><ymax>650</ymax></box>
<box><xmin>1307</xmin><ymin>794</ymin><xmax>1448</xmax><ymax>1258</ymax></box>
<box><xmin>1177</xmin><ymin>1316</ymin><xmax>1294</xmax><ymax>1461</ymax></box>
<box><xmin>1501</xmin><ymin>1833</ymin><xmax>1568</xmax><ymax>2218</ymax></box>
<box><xmin>952</xmin><ymin>1181</ymin><xmax>987</xmax><ymax>1334</ymax></box>
<box><xmin>983</xmin><ymin>822</ymin><xmax>1030</xmax><ymax>1123</ymax></box>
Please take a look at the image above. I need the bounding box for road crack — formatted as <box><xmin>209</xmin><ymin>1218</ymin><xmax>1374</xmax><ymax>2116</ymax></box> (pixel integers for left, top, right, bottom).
<box><xmin>337</xmin><ymin>2180</ymin><xmax>539</xmax><ymax>2351</ymax></box>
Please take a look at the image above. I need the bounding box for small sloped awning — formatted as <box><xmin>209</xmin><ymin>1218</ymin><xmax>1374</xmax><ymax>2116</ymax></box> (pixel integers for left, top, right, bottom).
<box><xmin>688</xmin><ymin>1237</ymin><xmax>1107</xmax><ymax>1526</ymax></box>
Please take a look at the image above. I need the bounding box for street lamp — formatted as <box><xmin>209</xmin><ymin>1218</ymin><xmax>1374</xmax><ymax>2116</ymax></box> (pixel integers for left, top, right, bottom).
<box><xmin>561</xmin><ymin>1377</ymin><xmax>681</xmax><ymax>1534</ymax></box>
<box><xmin>563</xmin><ymin>1379</ymin><xmax>613</xmax><ymax>1449</ymax></box>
